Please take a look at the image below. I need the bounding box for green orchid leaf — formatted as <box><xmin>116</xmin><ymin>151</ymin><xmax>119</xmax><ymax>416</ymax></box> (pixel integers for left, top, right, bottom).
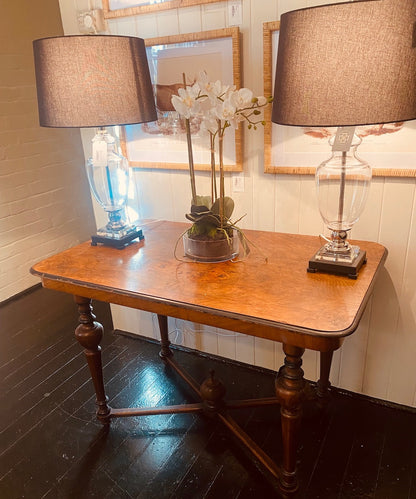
<box><xmin>211</xmin><ymin>199</ymin><xmax>219</xmax><ymax>215</ymax></box>
<box><xmin>211</xmin><ymin>197</ymin><xmax>234</xmax><ymax>219</ymax></box>
<box><xmin>223</xmin><ymin>197</ymin><xmax>235</xmax><ymax>219</ymax></box>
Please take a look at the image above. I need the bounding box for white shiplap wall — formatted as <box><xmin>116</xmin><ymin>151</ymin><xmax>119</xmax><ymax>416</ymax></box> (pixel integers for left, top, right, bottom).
<box><xmin>60</xmin><ymin>0</ymin><xmax>416</xmax><ymax>408</ymax></box>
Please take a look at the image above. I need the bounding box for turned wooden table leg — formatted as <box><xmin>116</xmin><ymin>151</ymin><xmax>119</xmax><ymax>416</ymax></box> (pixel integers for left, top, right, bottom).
<box><xmin>317</xmin><ymin>350</ymin><xmax>334</xmax><ymax>399</ymax></box>
<box><xmin>157</xmin><ymin>314</ymin><xmax>173</xmax><ymax>359</ymax></box>
<box><xmin>157</xmin><ymin>314</ymin><xmax>202</xmax><ymax>396</ymax></box>
<box><xmin>275</xmin><ymin>344</ymin><xmax>305</xmax><ymax>494</ymax></box>
<box><xmin>74</xmin><ymin>296</ymin><xmax>111</xmax><ymax>424</ymax></box>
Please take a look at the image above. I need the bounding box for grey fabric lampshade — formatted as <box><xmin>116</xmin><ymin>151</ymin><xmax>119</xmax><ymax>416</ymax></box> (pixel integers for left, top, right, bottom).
<box><xmin>33</xmin><ymin>35</ymin><xmax>157</xmax><ymax>128</ymax></box>
<box><xmin>272</xmin><ymin>0</ymin><xmax>416</xmax><ymax>127</ymax></box>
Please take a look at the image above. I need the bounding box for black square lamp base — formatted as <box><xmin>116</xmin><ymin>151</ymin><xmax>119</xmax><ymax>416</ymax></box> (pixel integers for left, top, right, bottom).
<box><xmin>307</xmin><ymin>249</ymin><xmax>367</xmax><ymax>279</ymax></box>
<box><xmin>91</xmin><ymin>228</ymin><xmax>144</xmax><ymax>249</ymax></box>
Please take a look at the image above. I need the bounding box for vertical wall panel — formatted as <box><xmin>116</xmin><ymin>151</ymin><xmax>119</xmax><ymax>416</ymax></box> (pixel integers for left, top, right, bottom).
<box><xmin>196</xmin><ymin>324</ymin><xmax>219</xmax><ymax>356</ymax></box>
<box><xmin>274</xmin><ymin>175</ymin><xmax>301</xmax><ymax>233</ymax></box>
<box><xmin>306</xmin><ymin>0</ymin><xmax>346</xmax><ymax>6</ymax></box>
<box><xmin>278</xmin><ymin>0</ymin><xmax>307</xmax><ymax>16</ymax></box>
<box><xmin>274</xmin><ymin>345</ymin><xmax>285</xmax><ymax>375</ymax></box>
<box><xmin>248</xmin><ymin>0</ymin><xmax>278</xmax><ymax>233</ymax></box>
<box><xmin>178</xmin><ymin>6</ymin><xmax>202</xmax><ymax>33</ymax></box>
<box><xmin>301</xmin><ymin>349</ymin><xmax>319</xmax><ymax>382</ymax></box>
<box><xmin>338</xmin><ymin>299</ymin><xmax>372</xmax><ymax>392</ymax></box>
<box><xmin>351</xmin><ymin>177</ymin><xmax>385</xmax><ymax>243</ymax></box>
<box><xmin>378</xmin><ymin>180</ymin><xmax>414</xmax><ymax>290</ymax></box>
<box><xmin>182</xmin><ymin>320</ymin><xmax>199</xmax><ymax>350</ymax></box>
<box><xmin>135</xmin><ymin>170</ymin><xmax>174</xmax><ymax>220</ymax></box>
<box><xmin>298</xmin><ymin>176</ymin><xmax>323</xmax><ymax>236</ymax></box>
<box><xmin>156</xmin><ymin>10</ymin><xmax>180</xmax><ymax>36</ymax></box>
<box><xmin>170</xmin><ymin>170</ymin><xmax>194</xmax><ymax>222</ymax></box>
<box><xmin>110</xmin><ymin>16</ymin><xmax>137</xmax><ymax>35</ymax></box>
<box><xmin>363</xmin><ymin>181</ymin><xmax>415</xmax><ymax>399</ymax></box>
<box><xmin>59</xmin><ymin>0</ymin><xmax>81</xmax><ymax>33</ymax></box>
<box><xmin>363</xmin><ymin>268</ymin><xmax>400</xmax><ymax>399</ymax></box>
<box><xmin>329</xmin><ymin>348</ymin><xmax>343</xmax><ymax>388</ymax></box>
<box><xmin>111</xmin><ymin>305</ymin><xmax>156</xmax><ymax>338</ymax></box>
<box><xmin>251</xmin><ymin>158</ymin><xmax>277</xmax><ymax>231</ymax></box>
<box><xmin>236</xmin><ymin>333</ymin><xmax>255</xmax><ymax>365</ymax></box>
<box><xmin>217</xmin><ymin>328</ymin><xmax>237</xmax><ymax>360</ymax></box>
<box><xmin>201</xmin><ymin>2</ymin><xmax>227</xmax><ymax>29</ymax></box>
<box><xmin>74</xmin><ymin>0</ymin><xmax>90</xmax><ymax>11</ymax></box>
<box><xmin>386</xmin><ymin>189</ymin><xmax>416</xmax><ymax>405</ymax></box>
<box><xmin>136</xmin><ymin>14</ymin><xmax>158</xmax><ymax>38</ymax></box>
<box><xmin>254</xmin><ymin>337</ymin><xmax>275</xmax><ymax>370</ymax></box>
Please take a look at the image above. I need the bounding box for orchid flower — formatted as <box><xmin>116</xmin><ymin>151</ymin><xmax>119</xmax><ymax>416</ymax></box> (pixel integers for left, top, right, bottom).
<box><xmin>171</xmin><ymin>85</ymin><xmax>200</xmax><ymax>119</ymax></box>
<box><xmin>230</xmin><ymin>88</ymin><xmax>254</xmax><ymax>109</ymax></box>
<box><xmin>170</xmin><ymin>72</ymin><xmax>272</xmax><ymax>230</ymax></box>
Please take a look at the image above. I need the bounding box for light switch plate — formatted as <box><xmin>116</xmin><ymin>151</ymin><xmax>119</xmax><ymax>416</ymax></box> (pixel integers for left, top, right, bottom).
<box><xmin>228</xmin><ymin>0</ymin><xmax>243</xmax><ymax>26</ymax></box>
<box><xmin>232</xmin><ymin>173</ymin><xmax>245</xmax><ymax>193</ymax></box>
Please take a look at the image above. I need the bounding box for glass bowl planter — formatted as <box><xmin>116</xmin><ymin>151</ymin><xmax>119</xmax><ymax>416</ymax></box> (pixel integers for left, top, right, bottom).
<box><xmin>183</xmin><ymin>230</ymin><xmax>239</xmax><ymax>262</ymax></box>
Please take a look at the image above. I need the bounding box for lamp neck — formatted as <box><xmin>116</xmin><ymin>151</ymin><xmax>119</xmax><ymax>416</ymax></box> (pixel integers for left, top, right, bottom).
<box><xmin>92</xmin><ymin>128</ymin><xmax>116</xmax><ymax>147</ymax></box>
<box><xmin>330</xmin><ymin>126</ymin><xmax>360</xmax><ymax>153</ymax></box>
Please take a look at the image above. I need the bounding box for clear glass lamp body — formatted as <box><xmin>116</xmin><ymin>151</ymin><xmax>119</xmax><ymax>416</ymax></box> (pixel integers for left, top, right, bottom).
<box><xmin>315</xmin><ymin>135</ymin><xmax>372</xmax><ymax>262</ymax></box>
<box><xmin>86</xmin><ymin>129</ymin><xmax>134</xmax><ymax>239</ymax></box>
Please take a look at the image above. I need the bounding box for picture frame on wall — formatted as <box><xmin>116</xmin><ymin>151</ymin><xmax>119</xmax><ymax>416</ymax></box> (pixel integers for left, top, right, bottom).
<box><xmin>102</xmin><ymin>0</ymin><xmax>224</xmax><ymax>18</ymax></box>
<box><xmin>121</xmin><ymin>27</ymin><xmax>243</xmax><ymax>172</ymax></box>
<box><xmin>263</xmin><ymin>21</ymin><xmax>416</xmax><ymax>177</ymax></box>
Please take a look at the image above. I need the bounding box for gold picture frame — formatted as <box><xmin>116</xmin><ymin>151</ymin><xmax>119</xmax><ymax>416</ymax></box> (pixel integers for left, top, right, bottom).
<box><xmin>102</xmin><ymin>0</ymin><xmax>224</xmax><ymax>19</ymax></box>
<box><xmin>263</xmin><ymin>21</ymin><xmax>416</xmax><ymax>177</ymax></box>
<box><xmin>121</xmin><ymin>27</ymin><xmax>243</xmax><ymax>171</ymax></box>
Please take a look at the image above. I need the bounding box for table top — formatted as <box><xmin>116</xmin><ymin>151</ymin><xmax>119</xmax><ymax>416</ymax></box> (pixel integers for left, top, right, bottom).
<box><xmin>31</xmin><ymin>220</ymin><xmax>387</xmax><ymax>351</ymax></box>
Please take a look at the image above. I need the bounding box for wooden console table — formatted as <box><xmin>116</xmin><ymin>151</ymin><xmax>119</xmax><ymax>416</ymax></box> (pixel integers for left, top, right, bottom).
<box><xmin>30</xmin><ymin>220</ymin><xmax>387</xmax><ymax>495</ymax></box>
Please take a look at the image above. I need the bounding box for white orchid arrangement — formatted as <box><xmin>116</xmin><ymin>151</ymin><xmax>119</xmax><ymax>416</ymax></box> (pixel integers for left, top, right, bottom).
<box><xmin>171</xmin><ymin>71</ymin><xmax>272</xmax><ymax>243</ymax></box>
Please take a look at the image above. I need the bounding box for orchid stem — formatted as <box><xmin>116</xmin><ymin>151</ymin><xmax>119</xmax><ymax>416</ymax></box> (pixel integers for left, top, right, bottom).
<box><xmin>183</xmin><ymin>73</ymin><xmax>197</xmax><ymax>205</ymax></box>
<box><xmin>210</xmin><ymin>131</ymin><xmax>217</xmax><ymax>203</ymax></box>
<box><xmin>218</xmin><ymin>120</ymin><xmax>225</xmax><ymax>228</ymax></box>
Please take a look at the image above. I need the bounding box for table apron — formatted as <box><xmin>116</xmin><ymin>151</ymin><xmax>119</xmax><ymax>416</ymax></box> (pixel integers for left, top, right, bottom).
<box><xmin>41</xmin><ymin>276</ymin><xmax>346</xmax><ymax>352</ymax></box>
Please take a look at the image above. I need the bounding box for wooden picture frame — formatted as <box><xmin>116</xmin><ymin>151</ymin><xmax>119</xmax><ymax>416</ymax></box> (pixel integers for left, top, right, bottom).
<box><xmin>121</xmin><ymin>27</ymin><xmax>243</xmax><ymax>172</ymax></box>
<box><xmin>263</xmin><ymin>21</ymin><xmax>416</xmax><ymax>177</ymax></box>
<box><xmin>102</xmin><ymin>0</ymin><xmax>224</xmax><ymax>19</ymax></box>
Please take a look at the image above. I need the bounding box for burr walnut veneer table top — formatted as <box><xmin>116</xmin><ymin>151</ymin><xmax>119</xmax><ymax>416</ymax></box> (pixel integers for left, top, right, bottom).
<box><xmin>31</xmin><ymin>220</ymin><xmax>387</xmax><ymax>352</ymax></box>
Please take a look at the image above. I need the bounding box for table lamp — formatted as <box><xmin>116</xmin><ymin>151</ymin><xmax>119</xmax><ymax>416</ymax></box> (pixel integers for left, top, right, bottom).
<box><xmin>33</xmin><ymin>35</ymin><xmax>157</xmax><ymax>248</ymax></box>
<box><xmin>272</xmin><ymin>0</ymin><xmax>416</xmax><ymax>277</ymax></box>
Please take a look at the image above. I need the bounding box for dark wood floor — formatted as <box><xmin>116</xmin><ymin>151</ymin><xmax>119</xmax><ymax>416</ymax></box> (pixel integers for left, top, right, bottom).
<box><xmin>1</xmin><ymin>286</ymin><xmax>415</xmax><ymax>498</ymax></box>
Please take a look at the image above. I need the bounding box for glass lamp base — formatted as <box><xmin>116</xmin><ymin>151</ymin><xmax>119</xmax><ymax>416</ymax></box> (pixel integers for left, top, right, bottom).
<box><xmin>314</xmin><ymin>242</ymin><xmax>360</xmax><ymax>264</ymax></box>
<box><xmin>307</xmin><ymin>246</ymin><xmax>367</xmax><ymax>279</ymax></box>
<box><xmin>91</xmin><ymin>226</ymin><xmax>144</xmax><ymax>249</ymax></box>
